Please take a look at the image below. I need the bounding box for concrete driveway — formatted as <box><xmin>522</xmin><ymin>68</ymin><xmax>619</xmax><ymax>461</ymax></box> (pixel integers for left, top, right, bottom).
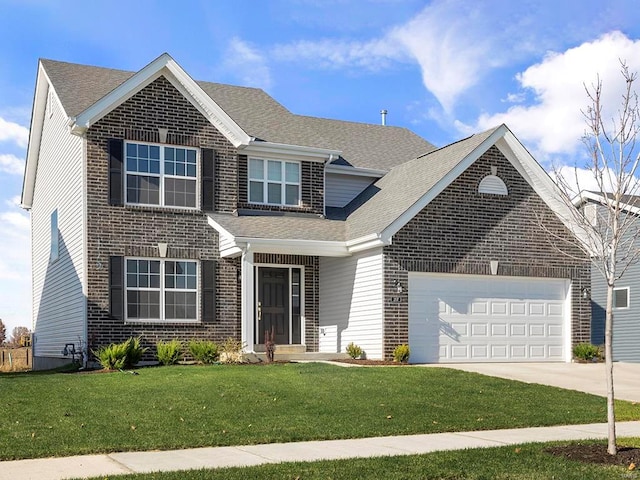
<box><xmin>433</xmin><ymin>362</ymin><xmax>640</xmax><ymax>402</ymax></box>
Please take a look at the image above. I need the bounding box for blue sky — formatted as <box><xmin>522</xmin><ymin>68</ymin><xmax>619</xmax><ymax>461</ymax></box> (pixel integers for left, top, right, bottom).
<box><xmin>1</xmin><ymin>0</ymin><xmax>640</xmax><ymax>336</ymax></box>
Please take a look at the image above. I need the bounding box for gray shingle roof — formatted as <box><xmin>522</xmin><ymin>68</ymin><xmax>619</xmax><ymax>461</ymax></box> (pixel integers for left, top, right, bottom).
<box><xmin>344</xmin><ymin>126</ymin><xmax>501</xmax><ymax>240</ymax></box>
<box><xmin>41</xmin><ymin>58</ymin><xmax>435</xmax><ymax>171</ymax></box>
<box><xmin>210</xmin><ymin>213</ymin><xmax>346</xmax><ymax>242</ymax></box>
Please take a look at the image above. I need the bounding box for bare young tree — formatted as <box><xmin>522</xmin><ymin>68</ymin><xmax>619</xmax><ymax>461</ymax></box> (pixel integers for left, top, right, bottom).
<box><xmin>0</xmin><ymin>319</ymin><xmax>5</xmax><ymax>345</ymax></box>
<box><xmin>551</xmin><ymin>62</ymin><xmax>640</xmax><ymax>455</ymax></box>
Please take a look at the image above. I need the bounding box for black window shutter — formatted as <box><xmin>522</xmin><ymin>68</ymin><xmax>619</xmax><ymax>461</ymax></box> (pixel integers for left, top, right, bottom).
<box><xmin>109</xmin><ymin>139</ymin><xmax>124</xmax><ymax>206</ymax></box>
<box><xmin>109</xmin><ymin>256</ymin><xmax>124</xmax><ymax>320</ymax></box>
<box><xmin>201</xmin><ymin>148</ymin><xmax>215</xmax><ymax>212</ymax></box>
<box><xmin>202</xmin><ymin>260</ymin><xmax>216</xmax><ymax>322</ymax></box>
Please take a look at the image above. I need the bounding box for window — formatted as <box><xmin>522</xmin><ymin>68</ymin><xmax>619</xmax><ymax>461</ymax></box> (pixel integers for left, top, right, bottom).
<box><xmin>125</xmin><ymin>142</ymin><xmax>197</xmax><ymax>208</ymax></box>
<box><xmin>248</xmin><ymin>158</ymin><xmax>300</xmax><ymax>206</ymax></box>
<box><xmin>50</xmin><ymin>209</ymin><xmax>59</xmax><ymax>262</ymax></box>
<box><xmin>125</xmin><ymin>259</ymin><xmax>198</xmax><ymax>322</ymax></box>
<box><xmin>613</xmin><ymin>287</ymin><xmax>630</xmax><ymax>309</ymax></box>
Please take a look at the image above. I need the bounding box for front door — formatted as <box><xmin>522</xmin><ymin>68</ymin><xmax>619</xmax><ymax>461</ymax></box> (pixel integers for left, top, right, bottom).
<box><xmin>257</xmin><ymin>268</ymin><xmax>290</xmax><ymax>344</ymax></box>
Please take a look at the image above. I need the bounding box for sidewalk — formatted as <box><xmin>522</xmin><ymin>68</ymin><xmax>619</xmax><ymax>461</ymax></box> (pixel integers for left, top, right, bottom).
<box><xmin>2</xmin><ymin>421</ymin><xmax>640</xmax><ymax>480</ymax></box>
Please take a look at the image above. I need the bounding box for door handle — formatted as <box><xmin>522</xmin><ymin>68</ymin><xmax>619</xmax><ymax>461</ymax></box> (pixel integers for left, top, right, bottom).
<box><xmin>257</xmin><ymin>301</ymin><xmax>262</xmax><ymax>322</ymax></box>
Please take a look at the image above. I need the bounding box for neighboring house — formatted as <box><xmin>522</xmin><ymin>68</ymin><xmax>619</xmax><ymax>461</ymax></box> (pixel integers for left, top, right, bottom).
<box><xmin>22</xmin><ymin>53</ymin><xmax>591</xmax><ymax>369</ymax></box>
<box><xmin>576</xmin><ymin>191</ymin><xmax>640</xmax><ymax>362</ymax></box>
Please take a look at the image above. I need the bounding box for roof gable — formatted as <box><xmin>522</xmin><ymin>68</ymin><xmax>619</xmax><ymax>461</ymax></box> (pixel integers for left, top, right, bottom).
<box><xmin>345</xmin><ymin>125</ymin><xmax>586</xmax><ymax>248</ymax></box>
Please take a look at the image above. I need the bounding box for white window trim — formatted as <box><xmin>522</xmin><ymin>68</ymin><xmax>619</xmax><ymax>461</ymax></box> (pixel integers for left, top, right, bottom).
<box><xmin>613</xmin><ymin>286</ymin><xmax>630</xmax><ymax>310</ymax></box>
<box><xmin>124</xmin><ymin>141</ymin><xmax>200</xmax><ymax>210</ymax></box>
<box><xmin>248</xmin><ymin>158</ymin><xmax>301</xmax><ymax>207</ymax></box>
<box><xmin>125</xmin><ymin>257</ymin><xmax>200</xmax><ymax>324</ymax></box>
<box><xmin>50</xmin><ymin>209</ymin><xmax>59</xmax><ymax>263</ymax></box>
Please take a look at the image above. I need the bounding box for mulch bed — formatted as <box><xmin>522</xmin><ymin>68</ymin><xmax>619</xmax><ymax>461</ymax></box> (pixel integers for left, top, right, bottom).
<box><xmin>332</xmin><ymin>359</ymin><xmax>408</xmax><ymax>366</ymax></box>
<box><xmin>546</xmin><ymin>443</ymin><xmax>640</xmax><ymax>467</ymax></box>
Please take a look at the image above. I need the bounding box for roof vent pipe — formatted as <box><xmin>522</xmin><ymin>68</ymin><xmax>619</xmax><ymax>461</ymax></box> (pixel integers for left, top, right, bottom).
<box><xmin>380</xmin><ymin>109</ymin><xmax>387</xmax><ymax>126</ymax></box>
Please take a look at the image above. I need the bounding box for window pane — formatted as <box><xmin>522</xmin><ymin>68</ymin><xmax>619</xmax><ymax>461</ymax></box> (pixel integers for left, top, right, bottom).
<box><xmin>165</xmin><ymin>178</ymin><xmax>196</xmax><ymax>208</ymax></box>
<box><xmin>127</xmin><ymin>175</ymin><xmax>160</xmax><ymax>205</ymax></box>
<box><xmin>614</xmin><ymin>289</ymin><xmax>629</xmax><ymax>308</ymax></box>
<box><xmin>139</xmin><ymin>144</ymin><xmax>148</xmax><ymax>158</ymax></box>
<box><xmin>267</xmin><ymin>160</ymin><xmax>281</xmax><ymax>181</ymax></box>
<box><xmin>165</xmin><ymin>148</ymin><xmax>174</xmax><ymax>161</ymax></box>
<box><xmin>150</xmin><ymin>145</ymin><xmax>160</xmax><ymax>159</ymax></box>
<box><xmin>127</xmin><ymin>143</ymin><xmax>137</xmax><ymax>157</ymax></box>
<box><xmin>249</xmin><ymin>159</ymin><xmax>263</xmax><ymax>179</ymax></box>
<box><xmin>267</xmin><ymin>183</ymin><xmax>281</xmax><ymax>204</ymax></box>
<box><xmin>249</xmin><ymin>181</ymin><xmax>264</xmax><ymax>203</ymax></box>
<box><xmin>285</xmin><ymin>162</ymin><xmax>299</xmax><ymax>183</ymax></box>
<box><xmin>285</xmin><ymin>184</ymin><xmax>299</xmax><ymax>205</ymax></box>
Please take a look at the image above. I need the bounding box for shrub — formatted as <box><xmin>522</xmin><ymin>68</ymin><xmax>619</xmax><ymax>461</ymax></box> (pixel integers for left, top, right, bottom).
<box><xmin>188</xmin><ymin>340</ymin><xmax>219</xmax><ymax>364</ymax></box>
<box><xmin>346</xmin><ymin>342</ymin><xmax>363</xmax><ymax>359</ymax></box>
<box><xmin>573</xmin><ymin>343</ymin><xmax>601</xmax><ymax>361</ymax></box>
<box><xmin>393</xmin><ymin>344</ymin><xmax>410</xmax><ymax>363</ymax></box>
<box><xmin>93</xmin><ymin>336</ymin><xmax>148</xmax><ymax>370</ymax></box>
<box><xmin>156</xmin><ymin>340</ymin><xmax>183</xmax><ymax>365</ymax></box>
<box><xmin>124</xmin><ymin>337</ymin><xmax>148</xmax><ymax>368</ymax></box>
<box><xmin>93</xmin><ymin>342</ymin><xmax>128</xmax><ymax>370</ymax></box>
<box><xmin>219</xmin><ymin>337</ymin><xmax>244</xmax><ymax>364</ymax></box>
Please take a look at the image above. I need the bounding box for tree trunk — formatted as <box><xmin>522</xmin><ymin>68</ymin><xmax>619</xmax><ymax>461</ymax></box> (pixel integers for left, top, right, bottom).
<box><xmin>605</xmin><ymin>281</ymin><xmax>617</xmax><ymax>455</ymax></box>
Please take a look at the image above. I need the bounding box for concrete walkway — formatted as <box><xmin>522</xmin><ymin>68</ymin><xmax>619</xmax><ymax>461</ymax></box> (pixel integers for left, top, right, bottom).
<box><xmin>2</xmin><ymin>421</ymin><xmax>640</xmax><ymax>480</ymax></box>
<box><xmin>436</xmin><ymin>362</ymin><xmax>640</xmax><ymax>402</ymax></box>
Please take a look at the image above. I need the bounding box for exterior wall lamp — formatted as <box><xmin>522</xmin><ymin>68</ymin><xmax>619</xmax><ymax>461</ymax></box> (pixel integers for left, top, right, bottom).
<box><xmin>582</xmin><ymin>287</ymin><xmax>591</xmax><ymax>300</ymax></box>
<box><xmin>394</xmin><ymin>279</ymin><xmax>403</xmax><ymax>294</ymax></box>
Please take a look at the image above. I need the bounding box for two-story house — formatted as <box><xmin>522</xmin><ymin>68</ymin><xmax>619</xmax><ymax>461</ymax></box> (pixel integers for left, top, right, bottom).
<box><xmin>22</xmin><ymin>54</ymin><xmax>591</xmax><ymax>369</ymax></box>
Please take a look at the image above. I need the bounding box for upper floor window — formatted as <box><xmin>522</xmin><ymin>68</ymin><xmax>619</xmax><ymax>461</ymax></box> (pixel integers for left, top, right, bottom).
<box><xmin>125</xmin><ymin>142</ymin><xmax>198</xmax><ymax>208</ymax></box>
<box><xmin>248</xmin><ymin>158</ymin><xmax>300</xmax><ymax>206</ymax></box>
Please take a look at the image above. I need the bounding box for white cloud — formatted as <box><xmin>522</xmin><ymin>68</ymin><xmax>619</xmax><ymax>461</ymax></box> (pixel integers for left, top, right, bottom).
<box><xmin>272</xmin><ymin>37</ymin><xmax>405</xmax><ymax>71</ymax></box>
<box><xmin>222</xmin><ymin>37</ymin><xmax>273</xmax><ymax>90</ymax></box>
<box><xmin>0</xmin><ymin>116</ymin><xmax>29</xmax><ymax>148</ymax></box>
<box><xmin>0</xmin><ymin>153</ymin><xmax>25</xmax><ymax>175</ymax></box>
<box><xmin>470</xmin><ymin>31</ymin><xmax>640</xmax><ymax>159</ymax></box>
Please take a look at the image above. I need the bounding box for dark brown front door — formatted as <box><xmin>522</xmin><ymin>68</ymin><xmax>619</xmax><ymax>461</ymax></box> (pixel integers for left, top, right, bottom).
<box><xmin>258</xmin><ymin>268</ymin><xmax>289</xmax><ymax>344</ymax></box>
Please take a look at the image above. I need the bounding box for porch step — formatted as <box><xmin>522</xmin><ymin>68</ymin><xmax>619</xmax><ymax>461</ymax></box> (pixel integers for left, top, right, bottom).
<box><xmin>254</xmin><ymin>344</ymin><xmax>306</xmax><ymax>354</ymax></box>
<box><xmin>244</xmin><ymin>352</ymin><xmax>350</xmax><ymax>363</ymax></box>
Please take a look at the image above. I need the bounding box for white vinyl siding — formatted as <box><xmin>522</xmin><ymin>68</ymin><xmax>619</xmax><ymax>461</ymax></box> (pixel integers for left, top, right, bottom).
<box><xmin>325</xmin><ymin>173</ymin><xmax>377</xmax><ymax>208</ymax></box>
<box><xmin>319</xmin><ymin>248</ymin><xmax>383</xmax><ymax>359</ymax></box>
<box><xmin>31</xmin><ymin>86</ymin><xmax>85</xmax><ymax>360</ymax></box>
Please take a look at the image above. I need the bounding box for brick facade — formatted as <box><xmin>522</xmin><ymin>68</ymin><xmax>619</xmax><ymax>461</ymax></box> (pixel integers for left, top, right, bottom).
<box><xmin>85</xmin><ymin>76</ymin><xmax>242</xmax><ymax>357</ymax></box>
<box><xmin>382</xmin><ymin>146</ymin><xmax>591</xmax><ymax>360</ymax></box>
<box><xmin>84</xmin><ymin>75</ymin><xmax>325</xmax><ymax>358</ymax></box>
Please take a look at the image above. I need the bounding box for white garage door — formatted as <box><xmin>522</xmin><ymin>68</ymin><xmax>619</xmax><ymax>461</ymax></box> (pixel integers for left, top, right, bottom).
<box><xmin>408</xmin><ymin>273</ymin><xmax>569</xmax><ymax>363</ymax></box>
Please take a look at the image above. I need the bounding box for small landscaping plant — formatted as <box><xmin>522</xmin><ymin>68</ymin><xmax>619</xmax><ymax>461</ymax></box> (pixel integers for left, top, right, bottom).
<box><xmin>346</xmin><ymin>342</ymin><xmax>363</xmax><ymax>359</ymax></box>
<box><xmin>393</xmin><ymin>344</ymin><xmax>410</xmax><ymax>363</ymax></box>
<box><xmin>124</xmin><ymin>337</ymin><xmax>148</xmax><ymax>368</ymax></box>
<box><xmin>219</xmin><ymin>337</ymin><xmax>244</xmax><ymax>364</ymax></box>
<box><xmin>93</xmin><ymin>336</ymin><xmax>148</xmax><ymax>370</ymax></box>
<box><xmin>573</xmin><ymin>343</ymin><xmax>602</xmax><ymax>362</ymax></box>
<box><xmin>93</xmin><ymin>342</ymin><xmax>128</xmax><ymax>370</ymax></box>
<box><xmin>156</xmin><ymin>340</ymin><xmax>183</xmax><ymax>365</ymax></box>
<box><xmin>188</xmin><ymin>340</ymin><xmax>219</xmax><ymax>364</ymax></box>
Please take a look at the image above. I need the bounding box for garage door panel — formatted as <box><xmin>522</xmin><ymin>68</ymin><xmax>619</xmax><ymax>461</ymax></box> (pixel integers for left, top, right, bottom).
<box><xmin>409</xmin><ymin>274</ymin><xmax>568</xmax><ymax>363</ymax></box>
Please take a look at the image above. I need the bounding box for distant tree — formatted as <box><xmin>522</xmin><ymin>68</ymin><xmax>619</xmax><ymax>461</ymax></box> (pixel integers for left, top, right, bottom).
<box><xmin>9</xmin><ymin>326</ymin><xmax>31</xmax><ymax>347</ymax></box>
<box><xmin>0</xmin><ymin>319</ymin><xmax>5</xmax><ymax>345</ymax></box>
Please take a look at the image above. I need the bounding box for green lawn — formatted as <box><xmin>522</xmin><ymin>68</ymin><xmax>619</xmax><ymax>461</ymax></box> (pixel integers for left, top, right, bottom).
<box><xmin>71</xmin><ymin>440</ymin><xmax>640</xmax><ymax>480</ymax></box>
<box><xmin>1</xmin><ymin>363</ymin><xmax>639</xmax><ymax>461</ymax></box>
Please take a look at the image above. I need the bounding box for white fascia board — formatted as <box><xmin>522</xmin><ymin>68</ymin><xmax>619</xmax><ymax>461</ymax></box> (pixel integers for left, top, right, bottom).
<box><xmin>207</xmin><ymin>216</ymin><xmax>235</xmax><ymax>238</ymax></box>
<box><xmin>240</xmin><ymin>140</ymin><xmax>341</xmax><ymax>163</ymax></box>
<box><xmin>573</xmin><ymin>190</ymin><xmax>640</xmax><ymax>215</ymax></box>
<box><xmin>345</xmin><ymin>232</ymin><xmax>388</xmax><ymax>253</ymax></box>
<box><xmin>381</xmin><ymin>125</ymin><xmax>509</xmax><ymax>240</ymax></box>
<box><xmin>236</xmin><ymin>237</ymin><xmax>350</xmax><ymax>257</ymax></box>
<box><xmin>325</xmin><ymin>164</ymin><xmax>386</xmax><ymax>177</ymax></box>
<box><xmin>22</xmin><ymin>63</ymin><xmax>51</xmax><ymax>209</ymax></box>
<box><xmin>70</xmin><ymin>53</ymin><xmax>251</xmax><ymax>147</ymax></box>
